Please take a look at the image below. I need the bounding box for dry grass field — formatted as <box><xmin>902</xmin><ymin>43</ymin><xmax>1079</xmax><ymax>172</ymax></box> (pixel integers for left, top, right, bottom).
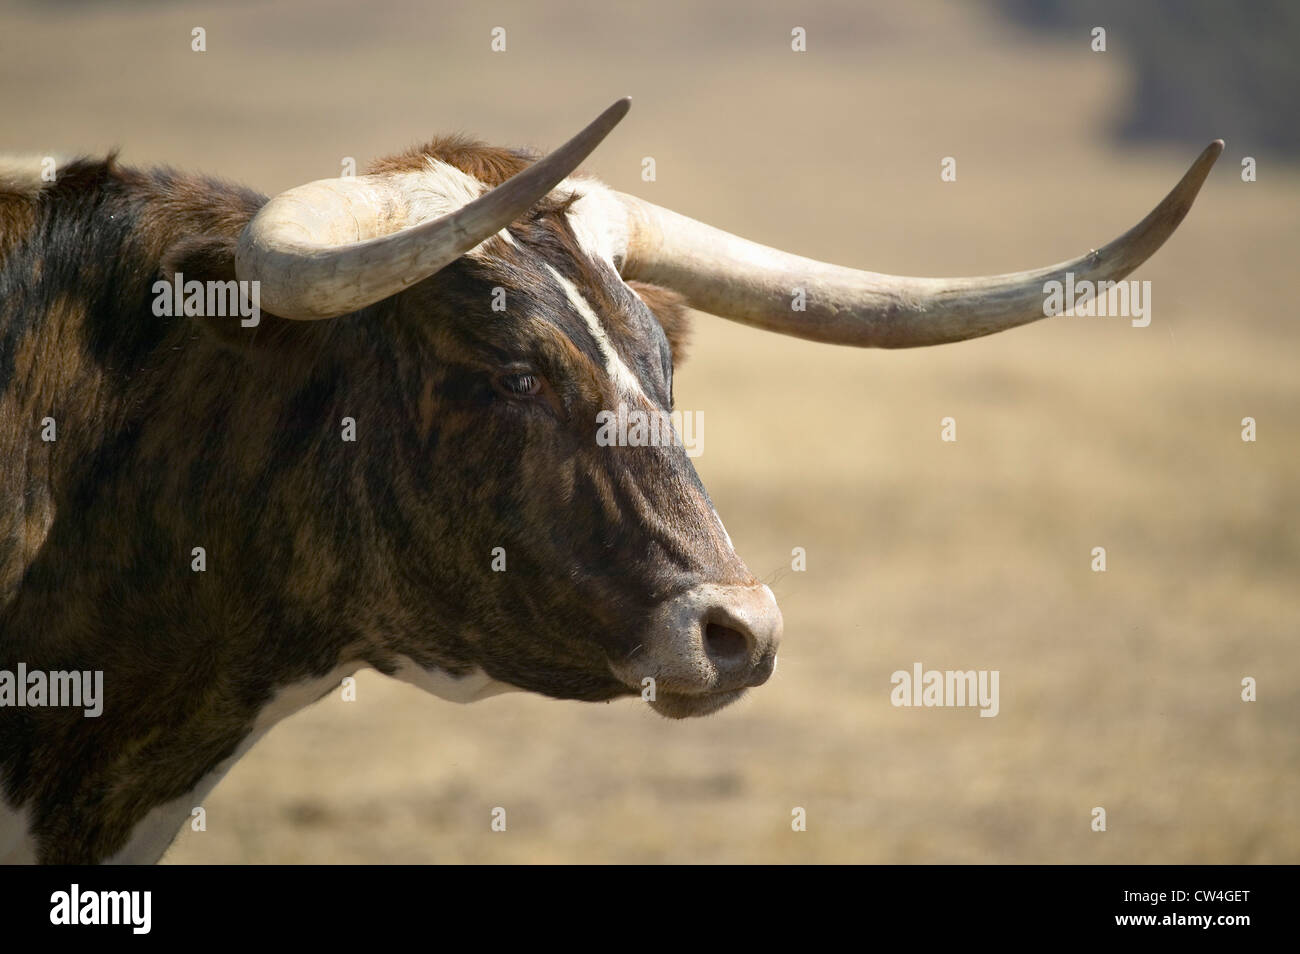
<box><xmin>3</xmin><ymin>0</ymin><xmax>1296</xmax><ymax>862</ymax></box>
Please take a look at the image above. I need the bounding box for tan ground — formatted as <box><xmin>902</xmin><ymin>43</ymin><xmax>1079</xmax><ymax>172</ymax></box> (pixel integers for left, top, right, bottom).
<box><xmin>3</xmin><ymin>0</ymin><xmax>1295</xmax><ymax>863</ymax></box>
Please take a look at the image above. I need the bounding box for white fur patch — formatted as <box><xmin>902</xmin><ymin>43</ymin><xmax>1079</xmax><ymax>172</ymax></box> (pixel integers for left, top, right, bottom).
<box><xmin>0</xmin><ymin>155</ymin><xmax>60</xmax><ymax>196</ymax></box>
<box><xmin>392</xmin><ymin>660</ymin><xmax>518</xmax><ymax>703</ymax></box>
<box><xmin>397</xmin><ymin>159</ymin><xmax>483</xmax><ymax>223</ymax></box>
<box><xmin>395</xmin><ymin>159</ymin><xmax>517</xmax><ymax>254</ymax></box>
<box><xmin>712</xmin><ymin>507</ymin><xmax>739</xmax><ymax>556</ymax></box>
<box><xmin>554</xmin><ymin>176</ymin><xmax>628</xmax><ymax>267</ymax></box>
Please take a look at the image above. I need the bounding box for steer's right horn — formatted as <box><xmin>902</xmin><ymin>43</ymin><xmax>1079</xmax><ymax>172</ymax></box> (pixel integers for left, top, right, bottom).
<box><xmin>614</xmin><ymin>140</ymin><xmax>1223</xmax><ymax>348</ymax></box>
<box><xmin>235</xmin><ymin>98</ymin><xmax>631</xmax><ymax>321</ymax></box>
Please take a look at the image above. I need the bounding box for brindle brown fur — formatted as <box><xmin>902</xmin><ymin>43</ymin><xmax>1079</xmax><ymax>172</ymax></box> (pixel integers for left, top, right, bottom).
<box><xmin>0</xmin><ymin>138</ymin><xmax>748</xmax><ymax>863</ymax></box>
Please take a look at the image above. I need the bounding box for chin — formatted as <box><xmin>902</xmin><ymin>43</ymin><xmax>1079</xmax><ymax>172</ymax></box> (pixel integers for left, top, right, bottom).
<box><xmin>647</xmin><ymin>689</ymin><xmax>748</xmax><ymax>719</ymax></box>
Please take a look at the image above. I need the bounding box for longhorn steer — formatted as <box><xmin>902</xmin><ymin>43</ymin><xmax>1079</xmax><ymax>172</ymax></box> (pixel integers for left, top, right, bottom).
<box><xmin>0</xmin><ymin>99</ymin><xmax>1220</xmax><ymax>863</ymax></box>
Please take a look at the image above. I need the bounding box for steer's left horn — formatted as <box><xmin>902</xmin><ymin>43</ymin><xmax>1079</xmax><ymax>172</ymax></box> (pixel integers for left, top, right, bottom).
<box><xmin>614</xmin><ymin>140</ymin><xmax>1222</xmax><ymax>348</ymax></box>
<box><xmin>235</xmin><ymin>98</ymin><xmax>631</xmax><ymax>320</ymax></box>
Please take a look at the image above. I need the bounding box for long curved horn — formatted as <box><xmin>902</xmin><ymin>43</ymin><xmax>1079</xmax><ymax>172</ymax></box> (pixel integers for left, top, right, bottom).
<box><xmin>236</xmin><ymin>98</ymin><xmax>631</xmax><ymax>320</ymax></box>
<box><xmin>616</xmin><ymin>140</ymin><xmax>1222</xmax><ymax>348</ymax></box>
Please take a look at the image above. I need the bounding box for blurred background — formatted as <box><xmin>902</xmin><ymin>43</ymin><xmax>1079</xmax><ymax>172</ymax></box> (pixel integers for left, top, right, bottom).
<box><xmin>3</xmin><ymin>0</ymin><xmax>1296</xmax><ymax>862</ymax></box>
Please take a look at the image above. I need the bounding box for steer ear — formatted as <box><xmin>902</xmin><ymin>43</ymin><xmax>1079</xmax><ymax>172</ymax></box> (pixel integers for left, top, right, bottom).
<box><xmin>627</xmin><ymin>280</ymin><xmax>691</xmax><ymax>367</ymax></box>
<box><xmin>160</xmin><ymin>234</ymin><xmax>298</xmax><ymax>352</ymax></box>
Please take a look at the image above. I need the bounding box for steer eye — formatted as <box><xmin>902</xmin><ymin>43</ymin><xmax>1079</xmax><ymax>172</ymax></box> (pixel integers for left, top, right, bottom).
<box><xmin>492</xmin><ymin>371</ymin><xmax>544</xmax><ymax>399</ymax></box>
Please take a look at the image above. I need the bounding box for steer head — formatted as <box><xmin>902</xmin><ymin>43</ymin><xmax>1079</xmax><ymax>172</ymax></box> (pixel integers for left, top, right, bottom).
<box><xmin>219</xmin><ymin>99</ymin><xmax>1218</xmax><ymax>718</ymax></box>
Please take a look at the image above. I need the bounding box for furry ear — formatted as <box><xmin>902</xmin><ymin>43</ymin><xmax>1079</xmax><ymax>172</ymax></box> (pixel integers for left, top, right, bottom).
<box><xmin>160</xmin><ymin>235</ymin><xmax>299</xmax><ymax>352</ymax></box>
<box><xmin>627</xmin><ymin>280</ymin><xmax>692</xmax><ymax>367</ymax></box>
<box><xmin>160</xmin><ymin>233</ymin><xmax>234</xmax><ymax>288</ymax></box>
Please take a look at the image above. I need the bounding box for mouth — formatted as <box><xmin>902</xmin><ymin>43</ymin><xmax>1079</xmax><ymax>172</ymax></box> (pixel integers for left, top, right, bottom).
<box><xmin>646</xmin><ymin>688</ymin><xmax>748</xmax><ymax>719</ymax></box>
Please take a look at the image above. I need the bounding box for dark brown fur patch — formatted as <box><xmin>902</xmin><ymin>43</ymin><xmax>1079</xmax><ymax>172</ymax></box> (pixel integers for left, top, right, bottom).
<box><xmin>627</xmin><ymin>281</ymin><xmax>691</xmax><ymax>366</ymax></box>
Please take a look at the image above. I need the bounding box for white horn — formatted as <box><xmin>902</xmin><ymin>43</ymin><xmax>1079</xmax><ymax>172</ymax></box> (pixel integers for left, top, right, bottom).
<box><xmin>616</xmin><ymin>140</ymin><xmax>1222</xmax><ymax>347</ymax></box>
<box><xmin>236</xmin><ymin>98</ymin><xmax>631</xmax><ymax>320</ymax></box>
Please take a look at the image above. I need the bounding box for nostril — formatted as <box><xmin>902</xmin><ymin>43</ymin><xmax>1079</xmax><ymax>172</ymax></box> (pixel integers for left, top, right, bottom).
<box><xmin>703</xmin><ymin>622</ymin><xmax>752</xmax><ymax>667</ymax></box>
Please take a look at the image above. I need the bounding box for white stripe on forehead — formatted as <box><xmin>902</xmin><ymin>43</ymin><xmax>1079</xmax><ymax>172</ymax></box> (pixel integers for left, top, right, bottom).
<box><xmin>400</xmin><ymin>159</ymin><xmax>643</xmax><ymax>396</ymax></box>
<box><xmin>711</xmin><ymin>507</ymin><xmax>738</xmax><ymax>556</ymax></box>
<box><xmin>544</xmin><ymin>263</ymin><xmax>646</xmax><ymax>399</ymax></box>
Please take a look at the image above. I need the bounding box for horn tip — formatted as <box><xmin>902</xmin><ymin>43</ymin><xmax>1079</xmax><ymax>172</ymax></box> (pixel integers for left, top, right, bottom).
<box><xmin>1180</xmin><ymin>139</ymin><xmax>1223</xmax><ymax>195</ymax></box>
<box><xmin>589</xmin><ymin>97</ymin><xmax>631</xmax><ymax>135</ymax></box>
<box><xmin>1195</xmin><ymin>139</ymin><xmax>1224</xmax><ymax>173</ymax></box>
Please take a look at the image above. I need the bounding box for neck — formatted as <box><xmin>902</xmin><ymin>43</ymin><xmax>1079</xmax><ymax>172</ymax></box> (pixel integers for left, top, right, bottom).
<box><xmin>1</xmin><ymin>325</ymin><xmax>373</xmax><ymax>862</ymax></box>
<box><xmin>1</xmin><ymin>660</ymin><xmax>362</xmax><ymax>864</ymax></box>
